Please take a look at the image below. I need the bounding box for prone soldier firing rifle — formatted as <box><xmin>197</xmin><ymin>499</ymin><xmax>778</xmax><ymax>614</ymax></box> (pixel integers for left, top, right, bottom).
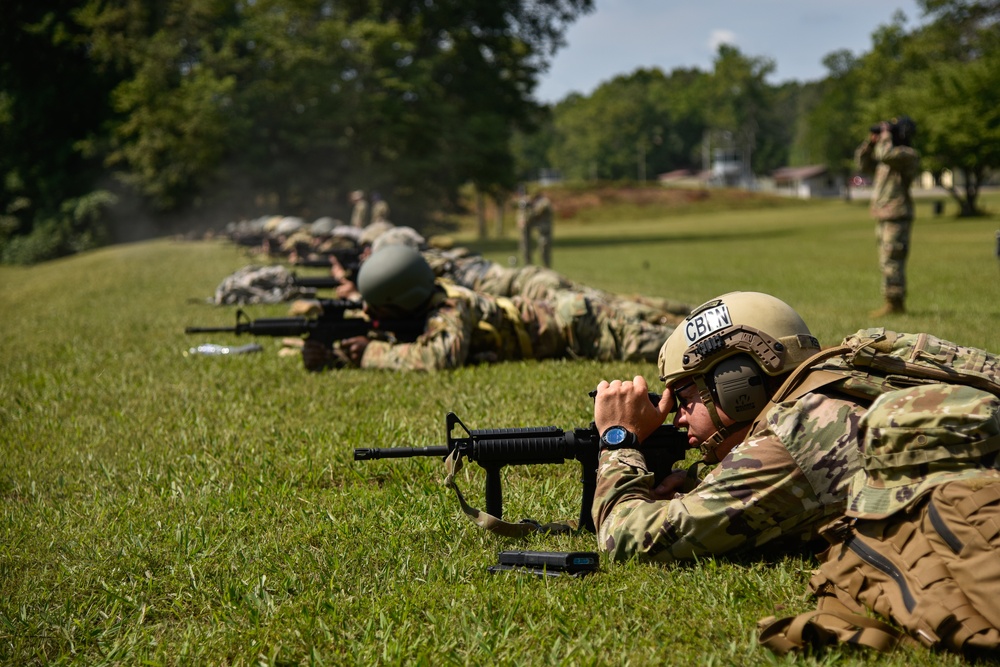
<box><xmin>355</xmin><ymin>393</ymin><xmax>689</xmax><ymax>535</ymax></box>
<box><xmin>185</xmin><ymin>298</ymin><xmax>425</xmax><ymax>367</ymax></box>
<box><xmin>289</xmin><ymin>244</ymin><xmax>677</xmax><ymax>372</ymax></box>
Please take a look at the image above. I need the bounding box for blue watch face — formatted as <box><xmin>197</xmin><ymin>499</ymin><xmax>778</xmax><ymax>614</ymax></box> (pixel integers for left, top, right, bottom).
<box><xmin>605</xmin><ymin>426</ymin><xmax>627</xmax><ymax>445</ymax></box>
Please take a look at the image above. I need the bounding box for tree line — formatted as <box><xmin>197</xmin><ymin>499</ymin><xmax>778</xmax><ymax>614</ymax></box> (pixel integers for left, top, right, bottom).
<box><xmin>524</xmin><ymin>0</ymin><xmax>999</xmax><ymax>217</ymax></box>
<box><xmin>1</xmin><ymin>0</ymin><xmax>996</xmax><ymax>264</ymax></box>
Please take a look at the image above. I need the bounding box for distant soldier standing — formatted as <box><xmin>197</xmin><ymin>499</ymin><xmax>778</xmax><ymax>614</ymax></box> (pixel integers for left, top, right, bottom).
<box><xmin>518</xmin><ymin>191</ymin><xmax>554</xmax><ymax>267</ymax></box>
<box><xmin>370</xmin><ymin>192</ymin><xmax>390</xmax><ymax>224</ymax></box>
<box><xmin>349</xmin><ymin>190</ymin><xmax>369</xmax><ymax>228</ymax></box>
<box><xmin>855</xmin><ymin>115</ymin><xmax>920</xmax><ymax>316</ymax></box>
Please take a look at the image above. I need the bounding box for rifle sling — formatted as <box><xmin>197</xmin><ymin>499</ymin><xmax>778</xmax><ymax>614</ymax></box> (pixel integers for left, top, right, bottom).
<box><xmin>442</xmin><ymin>449</ymin><xmax>578</xmax><ymax>537</ymax></box>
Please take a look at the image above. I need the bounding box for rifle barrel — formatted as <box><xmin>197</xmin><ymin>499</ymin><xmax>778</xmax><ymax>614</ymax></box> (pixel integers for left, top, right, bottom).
<box><xmin>354</xmin><ymin>446</ymin><xmax>450</xmax><ymax>460</ymax></box>
<box><xmin>185</xmin><ymin>326</ymin><xmax>236</xmax><ymax>334</ymax></box>
<box><xmin>291</xmin><ymin>276</ymin><xmax>341</xmax><ymax>289</ymax></box>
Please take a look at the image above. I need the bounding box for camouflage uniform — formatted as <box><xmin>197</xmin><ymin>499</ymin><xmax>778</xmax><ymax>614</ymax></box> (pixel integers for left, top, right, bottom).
<box><xmin>371</xmin><ymin>197</ymin><xmax>390</xmax><ymax>224</ymax></box>
<box><xmin>846</xmin><ymin>383</ymin><xmax>1000</xmax><ymax>520</ymax></box>
<box><xmin>212</xmin><ymin>265</ymin><xmax>314</xmax><ymax>305</ymax></box>
<box><xmin>426</xmin><ymin>249</ymin><xmax>689</xmax><ymax>325</ymax></box>
<box><xmin>438</xmin><ymin>251</ymin><xmax>569</xmax><ymax>302</ymax></box>
<box><xmin>341</xmin><ymin>223</ymin><xmax>689</xmax><ymax>327</ymax></box>
<box><xmin>360</xmin><ymin>282</ymin><xmax>675</xmax><ymax>371</ymax></box>
<box><xmin>518</xmin><ymin>194</ymin><xmax>553</xmax><ymax>267</ymax></box>
<box><xmin>593</xmin><ymin>389</ymin><xmax>864</xmax><ymax>562</ymax></box>
<box><xmin>856</xmin><ymin>133</ymin><xmax>921</xmax><ymax>302</ymax></box>
<box><xmin>350</xmin><ymin>191</ymin><xmax>369</xmax><ymax>228</ymax></box>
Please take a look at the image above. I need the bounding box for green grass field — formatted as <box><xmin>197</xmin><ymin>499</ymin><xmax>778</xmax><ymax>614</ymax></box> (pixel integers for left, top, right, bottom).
<box><xmin>2</xmin><ymin>192</ymin><xmax>999</xmax><ymax>666</ymax></box>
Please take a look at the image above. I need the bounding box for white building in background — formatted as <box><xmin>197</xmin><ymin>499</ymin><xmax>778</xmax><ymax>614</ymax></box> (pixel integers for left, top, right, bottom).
<box><xmin>770</xmin><ymin>165</ymin><xmax>842</xmax><ymax>199</ymax></box>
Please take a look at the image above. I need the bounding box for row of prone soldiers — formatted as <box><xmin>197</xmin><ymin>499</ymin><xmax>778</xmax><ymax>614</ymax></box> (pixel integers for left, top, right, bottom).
<box><xmin>207</xmin><ymin>217</ymin><xmax>692</xmax><ymax>371</ymax></box>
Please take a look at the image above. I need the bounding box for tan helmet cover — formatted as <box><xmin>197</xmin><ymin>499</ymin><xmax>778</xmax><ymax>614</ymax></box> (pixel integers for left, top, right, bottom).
<box><xmin>658</xmin><ymin>291</ymin><xmax>819</xmax><ymax>387</ymax></box>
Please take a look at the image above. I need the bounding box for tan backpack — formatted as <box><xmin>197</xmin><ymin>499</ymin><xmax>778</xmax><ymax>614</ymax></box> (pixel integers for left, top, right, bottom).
<box><xmin>760</xmin><ymin>327</ymin><xmax>1000</xmax><ymax>410</ymax></box>
<box><xmin>758</xmin><ymin>383</ymin><xmax>1000</xmax><ymax>655</ymax></box>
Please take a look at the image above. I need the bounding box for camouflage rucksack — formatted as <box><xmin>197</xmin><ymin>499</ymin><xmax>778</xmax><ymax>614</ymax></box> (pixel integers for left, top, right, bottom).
<box><xmin>761</xmin><ymin>327</ymin><xmax>1000</xmax><ymax>409</ymax></box>
<box><xmin>758</xmin><ymin>379</ymin><xmax>1000</xmax><ymax>655</ymax></box>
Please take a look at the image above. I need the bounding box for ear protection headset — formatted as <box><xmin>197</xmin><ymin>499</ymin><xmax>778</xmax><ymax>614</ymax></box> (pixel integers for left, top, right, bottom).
<box><xmin>708</xmin><ymin>354</ymin><xmax>768</xmax><ymax>421</ymax></box>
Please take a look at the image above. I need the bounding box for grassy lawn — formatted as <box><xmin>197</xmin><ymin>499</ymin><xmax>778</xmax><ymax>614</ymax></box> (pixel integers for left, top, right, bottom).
<box><xmin>2</xmin><ymin>190</ymin><xmax>998</xmax><ymax>665</ymax></box>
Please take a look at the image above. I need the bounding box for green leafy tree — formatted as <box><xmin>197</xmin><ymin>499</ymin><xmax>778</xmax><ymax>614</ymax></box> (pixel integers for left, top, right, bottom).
<box><xmin>0</xmin><ymin>0</ymin><xmax>120</xmax><ymax>262</ymax></box>
<box><xmin>891</xmin><ymin>37</ymin><xmax>1000</xmax><ymax>213</ymax></box>
<box><xmin>549</xmin><ymin>91</ymin><xmax>606</xmax><ymax>181</ymax></box>
<box><xmin>862</xmin><ymin>1</ymin><xmax>1000</xmax><ymax>215</ymax></box>
<box><xmin>790</xmin><ymin>50</ymin><xmax>863</xmax><ymax>177</ymax></box>
<box><xmin>704</xmin><ymin>45</ymin><xmax>777</xmax><ymax>181</ymax></box>
<box><xmin>77</xmin><ymin>0</ymin><xmax>593</xmax><ymax>227</ymax></box>
<box><xmin>548</xmin><ymin>67</ymin><xmax>710</xmax><ymax>182</ymax></box>
<box><xmin>1</xmin><ymin>0</ymin><xmax>593</xmax><ymax>260</ymax></box>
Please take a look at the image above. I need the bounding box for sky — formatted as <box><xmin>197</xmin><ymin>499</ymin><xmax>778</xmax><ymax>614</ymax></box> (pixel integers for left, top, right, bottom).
<box><xmin>534</xmin><ymin>0</ymin><xmax>927</xmax><ymax>104</ymax></box>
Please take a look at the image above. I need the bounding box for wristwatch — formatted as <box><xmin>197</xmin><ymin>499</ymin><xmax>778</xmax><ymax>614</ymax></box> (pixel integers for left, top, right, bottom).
<box><xmin>600</xmin><ymin>425</ymin><xmax>638</xmax><ymax>451</ymax></box>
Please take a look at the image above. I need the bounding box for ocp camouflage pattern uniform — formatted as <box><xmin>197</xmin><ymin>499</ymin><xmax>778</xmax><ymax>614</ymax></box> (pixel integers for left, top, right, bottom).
<box><xmin>350</xmin><ymin>224</ymin><xmax>689</xmax><ymax>324</ymax></box>
<box><xmin>213</xmin><ymin>265</ymin><xmax>315</xmax><ymax>305</ymax></box>
<box><xmin>360</xmin><ymin>281</ymin><xmax>675</xmax><ymax>371</ymax></box>
<box><xmin>371</xmin><ymin>198</ymin><xmax>390</xmax><ymax>224</ymax></box>
<box><xmin>519</xmin><ymin>194</ymin><xmax>553</xmax><ymax>267</ymax></box>
<box><xmin>846</xmin><ymin>383</ymin><xmax>1000</xmax><ymax>519</ymax></box>
<box><xmin>855</xmin><ymin>133</ymin><xmax>921</xmax><ymax>302</ymax></box>
<box><xmin>350</xmin><ymin>194</ymin><xmax>369</xmax><ymax>228</ymax></box>
<box><xmin>592</xmin><ymin>389</ymin><xmax>864</xmax><ymax>561</ymax></box>
<box><xmin>424</xmin><ymin>248</ymin><xmax>689</xmax><ymax>326</ymax></box>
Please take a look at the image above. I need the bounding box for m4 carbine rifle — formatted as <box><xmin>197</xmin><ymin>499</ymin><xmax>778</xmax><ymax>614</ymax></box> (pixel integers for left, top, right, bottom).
<box><xmin>185</xmin><ymin>298</ymin><xmax>424</xmax><ymax>348</ymax></box>
<box><xmin>289</xmin><ymin>272</ymin><xmax>341</xmax><ymax>290</ymax></box>
<box><xmin>288</xmin><ymin>246</ymin><xmax>363</xmax><ymax>275</ymax></box>
<box><xmin>354</xmin><ymin>396</ymin><xmax>689</xmax><ymax>533</ymax></box>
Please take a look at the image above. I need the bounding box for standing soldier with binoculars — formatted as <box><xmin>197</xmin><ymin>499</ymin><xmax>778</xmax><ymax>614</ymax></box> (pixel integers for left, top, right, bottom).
<box><xmin>855</xmin><ymin>115</ymin><xmax>921</xmax><ymax>317</ymax></box>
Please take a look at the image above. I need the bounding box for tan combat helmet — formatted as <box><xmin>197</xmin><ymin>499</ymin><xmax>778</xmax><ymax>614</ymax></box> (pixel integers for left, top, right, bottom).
<box><xmin>356</xmin><ymin>245</ymin><xmax>436</xmax><ymax>313</ymax></box>
<box><xmin>657</xmin><ymin>292</ymin><xmax>820</xmax><ymax>461</ymax></box>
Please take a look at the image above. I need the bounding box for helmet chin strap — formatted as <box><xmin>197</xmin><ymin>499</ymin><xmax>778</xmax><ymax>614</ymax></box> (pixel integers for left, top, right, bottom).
<box><xmin>692</xmin><ymin>376</ymin><xmax>739</xmax><ymax>464</ymax></box>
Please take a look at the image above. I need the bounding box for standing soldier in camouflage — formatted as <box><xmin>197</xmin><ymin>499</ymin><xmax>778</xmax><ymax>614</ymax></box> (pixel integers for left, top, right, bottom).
<box><xmin>370</xmin><ymin>192</ymin><xmax>390</xmax><ymax>225</ymax></box>
<box><xmin>591</xmin><ymin>291</ymin><xmax>859</xmax><ymax>561</ymax></box>
<box><xmin>518</xmin><ymin>191</ymin><xmax>554</xmax><ymax>267</ymax></box>
<box><xmin>855</xmin><ymin>116</ymin><xmax>920</xmax><ymax>316</ymax></box>
<box><xmin>300</xmin><ymin>245</ymin><xmax>677</xmax><ymax>371</ymax></box>
<box><xmin>349</xmin><ymin>190</ymin><xmax>369</xmax><ymax>228</ymax></box>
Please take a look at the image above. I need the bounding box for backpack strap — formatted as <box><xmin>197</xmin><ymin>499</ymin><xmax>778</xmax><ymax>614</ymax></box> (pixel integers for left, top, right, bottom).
<box><xmin>758</xmin><ymin>597</ymin><xmax>909</xmax><ymax>654</ymax></box>
<box><xmin>749</xmin><ymin>345</ymin><xmax>853</xmax><ymax>436</ymax></box>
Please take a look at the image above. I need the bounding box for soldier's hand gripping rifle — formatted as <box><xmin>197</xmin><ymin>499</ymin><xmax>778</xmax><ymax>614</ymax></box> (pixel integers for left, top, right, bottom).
<box><xmin>185</xmin><ymin>298</ymin><xmax>424</xmax><ymax>349</ymax></box>
<box><xmin>354</xmin><ymin>394</ymin><xmax>689</xmax><ymax>535</ymax></box>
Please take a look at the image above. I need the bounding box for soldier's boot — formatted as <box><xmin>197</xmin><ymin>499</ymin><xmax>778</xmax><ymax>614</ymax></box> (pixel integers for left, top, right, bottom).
<box><xmin>869</xmin><ymin>296</ymin><xmax>905</xmax><ymax>317</ymax></box>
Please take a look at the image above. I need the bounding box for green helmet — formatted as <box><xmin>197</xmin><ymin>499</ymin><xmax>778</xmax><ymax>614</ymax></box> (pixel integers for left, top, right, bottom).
<box><xmin>657</xmin><ymin>292</ymin><xmax>820</xmax><ymax>461</ymax></box>
<box><xmin>357</xmin><ymin>245</ymin><xmax>436</xmax><ymax>313</ymax></box>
